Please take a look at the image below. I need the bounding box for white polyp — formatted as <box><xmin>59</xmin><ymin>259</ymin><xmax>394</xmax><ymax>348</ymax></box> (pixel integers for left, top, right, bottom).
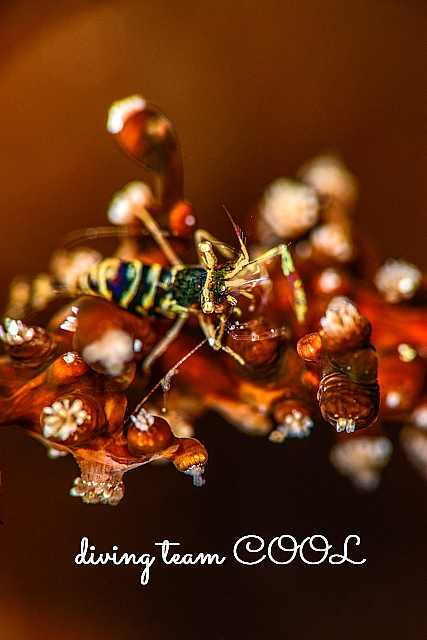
<box><xmin>60</xmin><ymin>305</ymin><xmax>79</xmax><ymax>333</ymax></box>
<box><xmin>385</xmin><ymin>391</ymin><xmax>402</xmax><ymax>409</ymax></box>
<box><xmin>269</xmin><ymin>410</ymin><xmax>314</xmax><ymax>442</ymax></box>
<box><xmin>42</xmin><ymin>398</ymin><xmax>88</xmax><ymax>441</ymax></box>
<box><xmin>352</xmin><ymin>468</ymin><xmax>381</xmax><ymax>490</ymax></box>
<box><xmin>82</xmin><ymin>329</ymin><xmax>134</xmax><ymax>377</ymax></box>
<box><xmin>31</xmin><ymin>273</ymin><xmax>56</xmax><ymax>310</ymax></box>
<box><xmin>268</xmin><ymin>428</ymin><xmax>288</xmax><ymax>444</ymax></box>
<box><xmin>0</xmin><ymin>325</ymin><xmax>17</xmax><ymax>344</ymax></box>
<box><xmin>125</xmin><ymin>181</ymin><xmax>154</xmax><ymax>207</ymax></box>
<box><xmin>70</xmin><ymin>462</ymin><xmax>125</xmax><ymax>505</ymax></box>
<box><xmin>47</xmin><ymin>447</ymin><xmax>68</xmax><ymax>459</ymax></box>
<box><xmin>336</xmin><ymin>417</ymin><xmax>356</xmax><ymax>433</ymax></box>
<box><xmin>397</xmin><ymin>343</ymin><xmax>418</xmax><ymax>363</ymax></box>
<box><xmin>7</xmin><ymin>278</ymin><xmax>31</xmax><ymax>318</ymax></box>
<box><xmin>107</xmin><ymin>195</ymin><xmax>134</xmax><ymax>225</ymax></box>
<box><xmin>399</xmin><ymin>277</ymin><xmax>416</xmax><ymax>295</ymax></box>
<box><xmin>298</xmin><ymin>155</ymin><xmax>357</xmax><ymax>203</ymax></box>
<box><xmin>133</xmin><ymin>339</ymin><xmax>143</xmax><ymax>353</ymax></box>
<box><xmin>374</xmin><ymin>259</ymin><xmax>422</xmax><ymax>303</ymax></box>
<box><xmin>284</xmin><ymin>410</ymin><xmax>313</xmax><ymax>437</ymax></box>
<box><xmin>320</xmin><ymin>297</ymin><xmax>361</xmax><ymax>339</ymax></box>
<box><xmin>60</xmin><ymin>315</ymin><xmax>78</xmax><ymax>333</ymax></box>
<box><xmin>184</xmin><ymin>464</ymin><xmax>206</xmax><ymax>487</ymax></box>
<box><xmin>318</xmin><ymin>268</ymin><xmax>342</xmax><ymax>293</ymax></box>
<box><xmin>107</xmin><ymin>95</ymin><xmax>146</xmax><ymax>134</ymax></box>
<box><xmin>330</xmin><ymin>437</ymin><xmax>392</xmax><ymax>490</ymax></box>
<box><xmin>411</xmin><ymin>406</ymin><xmax>427</xmax><ymax>430</ymax></box>
<box><xmin>0</xmin><ymin>318</ymin><xmax>35</xmax><ymax>345</ymax></box>
<box><xmin>51</xmin><ymin>249</ymin><xmax>102</xmax><ymax>290</ymax></box>
<box><xmin>130</xmin><ymin>407</ymin><xmax>155</xmax><ymax>431</ymax></box>
<box><xmin>310</xmin><ymin>223</ymin><xmax>353</xmax><ymax>261</ymax></box>
<box><xmin>6</xmin><ymin>319</ymin><xmax>18</xmax><ymax>336</ymax></box>
<box><xmin>108</xmin><ymin>182</ymin><xmax>154</xmax><ymax>225</ymax></box>
<box><xmin>260</xmin><ymin>178</ymin><xmax>319</xmax><ymax>240</ymax></box>
<box><xmin>401</xmin><ymin>429</ymin><xmax>427</xmax><ymax>481</ymax></box>
<box><xmin>185</xmin><ymin>215</ymin><xmax>196</xmax><ymax>227</ymax></box>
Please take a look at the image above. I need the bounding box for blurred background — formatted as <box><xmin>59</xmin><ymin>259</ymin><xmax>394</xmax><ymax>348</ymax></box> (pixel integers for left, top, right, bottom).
<box><xmin>0</xmin><ymin>0</ymin><xmax>426</xmax><ymax>638</ymax></box>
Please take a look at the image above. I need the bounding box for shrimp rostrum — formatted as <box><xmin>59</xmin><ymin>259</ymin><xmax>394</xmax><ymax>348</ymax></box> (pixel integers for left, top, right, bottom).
<box><xmin>70</xmin><ymin>213</ymin><xmax>307</xmax><ymax>370</ymax></box>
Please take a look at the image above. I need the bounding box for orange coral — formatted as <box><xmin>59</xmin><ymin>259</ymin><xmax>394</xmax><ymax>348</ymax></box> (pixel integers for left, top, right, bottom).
<box><xmin>13</xmin><ymin>95</ymin><xmax>427</xmax><ymax>506</ymax></box>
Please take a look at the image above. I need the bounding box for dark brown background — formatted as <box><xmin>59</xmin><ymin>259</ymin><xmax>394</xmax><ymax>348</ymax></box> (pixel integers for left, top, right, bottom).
<box><xmin>0</xmin><ymin>1</ymin><xmax>426</xmax><ymax>638</ymax></box>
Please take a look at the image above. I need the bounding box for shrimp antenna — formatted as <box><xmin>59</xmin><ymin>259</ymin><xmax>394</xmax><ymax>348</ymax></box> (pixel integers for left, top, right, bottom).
<box><xmin>222</xmin><ymin>206</ymin><xmax>249</xmax><ymax>262</ymax></box>
<box><xmin>55</xmin><ymin>226</ymin><xmax>149</xmax><ymax>250</ymax></box>
<box><xmin>126</xmin><ymin>337</ymin><xmax>208</xmax><ymax>425</ymax></box>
